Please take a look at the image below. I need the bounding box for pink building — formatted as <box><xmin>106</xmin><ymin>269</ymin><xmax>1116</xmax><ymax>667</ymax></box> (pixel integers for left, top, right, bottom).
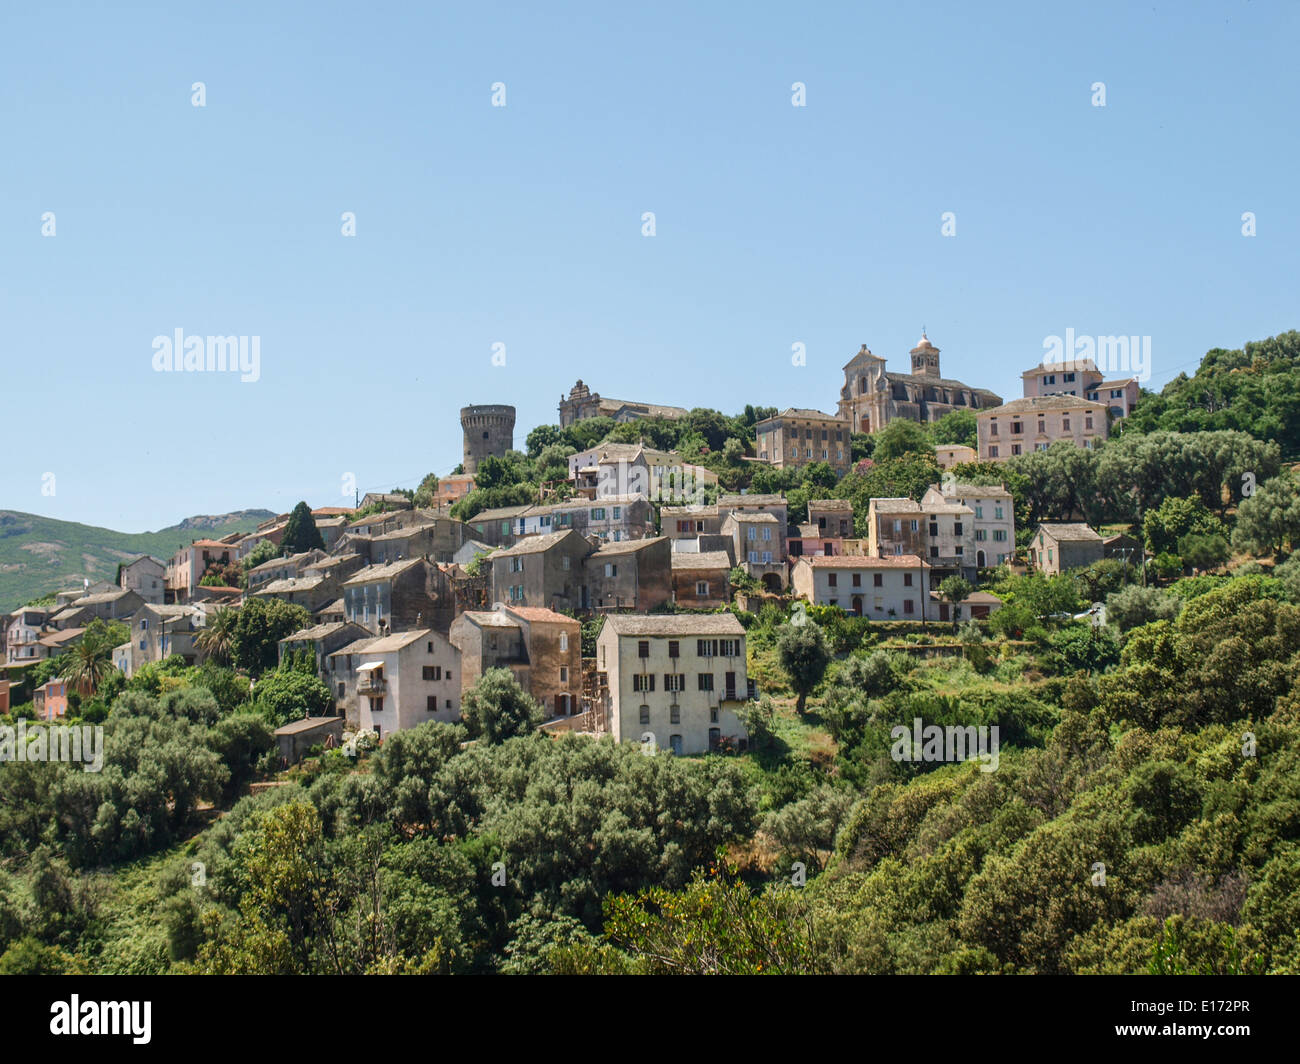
<box><xmin>33</xmin><ymin>678</ymin><xmax>69</xmax><ymax>721</ymax></box>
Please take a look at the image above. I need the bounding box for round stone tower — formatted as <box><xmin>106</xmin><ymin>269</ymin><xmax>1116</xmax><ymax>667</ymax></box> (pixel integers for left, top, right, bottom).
<box><xmin>460</xmin><ymin>404</ymin><xmax>516</xmax><ymax>475</ymax></box>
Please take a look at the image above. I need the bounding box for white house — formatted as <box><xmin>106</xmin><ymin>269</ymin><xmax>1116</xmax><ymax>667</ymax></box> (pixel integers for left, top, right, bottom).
<box><xmin>596</xmin><ymin>613</ymin><xmax>750</xmax><ymax>755</ymax></box>
<box><xmin>790</xmin><ymin>555</ymin><xmax>932</xmax><ymax>619</ymax></box>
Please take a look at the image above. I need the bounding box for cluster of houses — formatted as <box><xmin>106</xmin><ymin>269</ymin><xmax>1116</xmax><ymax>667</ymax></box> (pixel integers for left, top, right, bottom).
<box><xmin>2</xmin><ymin>339</ymin><xmax>1141</xmax><ymax>752</ymax></box>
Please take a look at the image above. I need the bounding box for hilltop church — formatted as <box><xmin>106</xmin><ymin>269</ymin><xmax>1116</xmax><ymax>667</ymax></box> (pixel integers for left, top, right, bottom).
<box><xmin>836</xmin><ymin>333</ymin><xmax>1002</xmax><ymax>434</ymax></box>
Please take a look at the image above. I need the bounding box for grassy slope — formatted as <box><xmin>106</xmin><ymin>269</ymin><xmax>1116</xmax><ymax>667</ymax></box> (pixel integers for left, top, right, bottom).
<box><xmin>0</xmin><ymin>509</ymin><xmax>274</xmax><ymax>612</ymax></box>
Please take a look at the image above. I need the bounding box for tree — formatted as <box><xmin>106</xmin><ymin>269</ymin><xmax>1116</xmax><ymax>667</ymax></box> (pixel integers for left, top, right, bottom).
<box><xmin>1177</xmin><ymin>532</ymin><xmax>1230</xmax><ymax>571</ymax></box>
<box><xmin>58</xmin><ymin>619</ymin><xmax>122</xmax><ymax>697</ymax></box>
<box><xmin>776</xmin><ymin>621</ymin><xmax>830</xmax><ymax>714</ymax></box>
<box><xmin>230</xmin><ymin>598</ymin><xmax>312</xmax><ymax>675</ymax></box>
<box><xmin>937</xmin><ymin>576</ymin><xmax>973</xmax><ymax>632</ymax></box>
<box><xmin>243</xmin><ymin>539</ymin><xmax>278</xmax><ymax>571</ymax></box>
<box><xmin>873</xmin><ymin>420</ymin><xmax>933</xmax><ymax>462</ymax></box>
<box><xmin>1232</xmin><ymin>472</ymin><xmax>1300</xmax><ymax>559</ymax></box>
<box><xmin>461</xmin><ymin>668</ymin><xmax>544</xmax><ymax>743</ymax></box>
<box><xmin>928</xmin><ymin>409</ymin><xmax>977</xmax><ymax>448</ymax></box>
<box><xmin>280</xmin><ymin>501</ymin><xmax>325</xmax><ymax>555</ymax></box>
<box><xmin>195</xmin><ymin>606</ymin><xmax>238</xmax><ymax>666</ymax></box>
<box><xmin>251</xmin><ymin>667</ymin><xmax>332</xmax><ymax>727</ymax></box>
<box><xmin>412</xmin><ymin>473</ymin><xmax>440</xmax><ymax>508</ymax></box>
<box><xmin>1142</xmin><ymin>496</ymin><xmax>1222</xmax><ymax>555</ymax></box>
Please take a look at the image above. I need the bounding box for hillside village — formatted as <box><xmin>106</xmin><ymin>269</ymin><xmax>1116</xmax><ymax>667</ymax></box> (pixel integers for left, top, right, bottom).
<box><xmin>1</xmin><ymin>335</ymin><xmax>1151</xmax><ymax>754</ymax></box>
<box><xmin>3</xmin><ymin>331</ymin><xmax>1300</xmax><ymax>975</ymax></box>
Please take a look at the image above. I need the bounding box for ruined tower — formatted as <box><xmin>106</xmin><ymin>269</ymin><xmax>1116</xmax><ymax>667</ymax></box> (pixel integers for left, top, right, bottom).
<box><xmin>460</xmin><ymin>404</ymin><xmax>516</xmax><ymax>475</ymax></box>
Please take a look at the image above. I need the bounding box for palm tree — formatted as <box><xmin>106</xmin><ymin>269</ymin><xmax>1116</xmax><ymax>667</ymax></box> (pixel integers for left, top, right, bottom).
<box><xmin>59</xmin><ymin>627</ymin><xmax>117</xmax><ymax>697</ymax></box>
<box><xmin>195</xmin><ymin>606</ymin><xmax>237</xmax><ymax>665</ymax></box>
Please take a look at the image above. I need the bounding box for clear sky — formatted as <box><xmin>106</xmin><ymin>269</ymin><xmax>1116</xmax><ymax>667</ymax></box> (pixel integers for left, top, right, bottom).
<box><xmin>2</xmin><ymin>0</ymin><xmax>1296</xmax><ymax>531</ymax></box>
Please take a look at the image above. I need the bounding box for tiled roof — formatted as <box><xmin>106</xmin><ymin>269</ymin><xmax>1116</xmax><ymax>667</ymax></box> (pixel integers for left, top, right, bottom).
<box><xmin>801</xmin><ymin>554</ymin><xmax>929</xmax><ymax>568</ymax></box>
<box><xmin>671</xmin><ymin>551</ymin><xmax>732</xmax><ymax>571</ymax></box>
<box><xmin>490</xmin><ymin>530</ymin><xmax>579</xmax><ymax>557</ymax></box>
<box><xmin>1038</xmin><ymin>522</ymin><xmax>1103</xmax><ymax>542</ymax></box>
<box><xmin>342</xmin><ymin>558</ymin><xmax>426</xmax><ymax>584</ymax></box>
<box><xmin>503</xmin><ymin>606</ymin><xmax>576</xmax><ymax>623</ymax></box>
<box><xmin>602</xmin><ymin>613</ymin><xmax>745</xmax><ymax>636</ymax></box>
<box><xmin>984</xmin><ymin>395</ymin><xmax>1100</xmax><ymax>415</ymax></box>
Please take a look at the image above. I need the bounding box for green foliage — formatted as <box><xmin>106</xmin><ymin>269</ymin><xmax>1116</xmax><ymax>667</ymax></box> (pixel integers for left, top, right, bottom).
<box><xmin>775</xmin><ymin>622</ymin><xmax>831</xmax><ymax>713</ymax></box>
<box><xmin>460</xmin><ymin>668</ymin><xmax>544</xmax><ymax>743</ymax></box>
<box><xmin>1233</xmin><ymin>471</ymin><xmax>1300</xmax><ymax>559</ymax></box>
<box><xmin>251</xmin><ymin>668</ymin><xmax>333</xmax><ymax>727</ymax></box>
<box><xmin>230</xmin><ymin>598</ymin><xmax>311</xmax><ymax>676</ymax></box>
<box><xmin>242</xmin><ymin>539</ymin><xmax>278</xmax><ymax>570</ymax></box>
<box><xmin>280</xmin><ymin>501</ymin><xmax>326</xmax><ymax>555</ymax></box>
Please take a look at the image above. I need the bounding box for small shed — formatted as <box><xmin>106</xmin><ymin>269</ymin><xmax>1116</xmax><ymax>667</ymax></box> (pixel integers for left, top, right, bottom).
<box><xmin>274</xmin><ymin>715</ymin><xmax>345</xmax><ymax>764</ymax></box>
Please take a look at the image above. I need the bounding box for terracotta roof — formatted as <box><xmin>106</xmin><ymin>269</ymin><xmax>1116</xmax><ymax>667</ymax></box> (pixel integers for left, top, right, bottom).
<box><xmin>502</xmin><ymin>606</ymin><xmax>576</xmax><ymax>624</ymax></box>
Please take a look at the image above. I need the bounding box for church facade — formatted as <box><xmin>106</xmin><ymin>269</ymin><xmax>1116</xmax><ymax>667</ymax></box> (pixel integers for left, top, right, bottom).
<box><xmin>558</xmin><ymin>380</ymin><xmax>690</xmax><ymax>427</ymax></box>
<box><xmin>836</xmin><ymin>334</ymin><xmax>1003</xmax><ymax>435</ymax></box>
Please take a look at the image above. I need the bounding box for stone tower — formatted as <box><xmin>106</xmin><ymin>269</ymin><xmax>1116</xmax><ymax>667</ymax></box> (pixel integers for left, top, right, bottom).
<box><xmin>910</xmin><ymin>331</ymin><xmax>941</xmax><ymax>377</ymax></box>
<box><xmin>460</xmin><ymin>404</ymin><xmax>516</xmax><ymax>475</ymax></box>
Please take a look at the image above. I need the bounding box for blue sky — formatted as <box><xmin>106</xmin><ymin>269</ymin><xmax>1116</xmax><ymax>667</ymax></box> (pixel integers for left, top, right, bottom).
<box><xmin>2</xmin><ymin>0</ymin><xmax>1296</xmax><ymax>531</ymax></box>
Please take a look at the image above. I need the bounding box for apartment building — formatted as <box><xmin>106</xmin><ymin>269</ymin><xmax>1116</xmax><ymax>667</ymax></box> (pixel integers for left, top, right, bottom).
<box><xmin>921</xmin><ymin>483</ymin><xmax>1015</xmax><ymax>567</ymax></box>
<box><xmin>754</xmin><ymin>409</ymin><xmax>852</xmax><ymax>472</ymax></box>
<box><xmin>976</xmin><ymin>395</ymin><xmax>1108</xmax><ymax>461</ymax></box>
<box><xmin>596</xmin><ymin>613</ymin><xmax>750</xmax><ymax>755</ymax></box>
<box><xmin>1021</xmin><ymin>357</ymin><xmax>1139</xmax><ymax>419</ymax></box>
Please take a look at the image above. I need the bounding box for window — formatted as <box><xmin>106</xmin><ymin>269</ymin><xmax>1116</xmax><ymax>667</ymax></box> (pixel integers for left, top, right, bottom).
<box><xmin>955</xmin><ymin>546</ymin><xmax>963</xmax><ymax>556</ymax></box>
<box><xmin>995</xmin><ymin>506</ymin><xmax>1004</xmax><ymax>519</ymax></box>
<box><xmin>427</xmin><ymin>641</ymin><xmax>433</xmax><ymax>652</ymax></box>
<box><xmin>954</xmin><ymin>522</ymin><xmax>963</xmax><ymax>535</ymax></box>
<box><xmin>761</xmin><ymin>551</ymin><xmax>772</xmax><ymax>564</ymax></box>
<box><xmin>828</xmin><ymin>573</ymin><xmax>837</xmax><ymax>587</ymax></box>
<box><xmin>696</xmin><ymin>580</ymin><xmax>709</xmax><ymax>596</ymax></box>
<box><xmin>561</xmin><ymin>554</ymin><xmax>570</xmax><ymax>571</ymax></box>
<box><xmin>903</xmin><ymin>573</ymin><xmax>913</xmax><ymax>586</ymax></box>
<box><xmin>638</xmin><ymin>640</ymin><xmax>650</xmax><ymax>658</ymax></box>
<box><xmin>910</xmin><ymin>519</ymin><xmax>919</xmax><ymax>532</ymax></box>
<box><xmin>639</xmin><ymin>705</ymin><xmax>650</xmax><ymax>724</ymax></box>
<box><xmin>559</xmin><ymin>632</ymin><xmax>568</xmax><ymax>652</ymax></box>
<box><xmin>446</xmin><ymin>698</ymin><xmax>453</xmax><ymax>709</ymax></box>
<box><xmin>337</xmin><ymin>683</ymin><xmax>345</xmax><ymax>697</ymax></box>
<box><xmin>975</xmin><ymin>528</ymin><xmax>987</xmax><ymax>541</ymax></box>
<box><xmin>747</xmin><ymin>526</ymin><xmax>756</xmax><ymax>540</ymax></box>
<box><xmin>604</xmin><ymin>563</ymin><xmax>617</xmax><ymax>578</ymax></box>
<box><xmin>930</xmin><ymin>546</ymin><xmax>939</xmax><ymax>558</ymax></box>
<box><xmin>633</xmin><ymin>673</ymin><xmax>655</xmax><ymax>692</ymax></box>
<box><xmin>427</xmin><ymin>696</ymin><xmax>438</xmax><ymax>712</ymax></box>
<box><xmin>591</xmin><ymin>507</ymin><xmax>606</xmax><ymax>520</ymax></box>
<box><xmin>697</xmin><ymin>639</ymin><xmax>717</xmax><ymax>657</ymax></box>
<box><xmin>990</xmin><ymin>423</ymin><xmax>999</xmax><ymax>437</ymax></box>
<box><xmin>762</xmin><ymin>526</ymin><xmax>772</xmax><ymax>541</ymax></box>
<box><xmin>852</xmin><ymin>572</ymin><xmax>862</xmax><ymax>587</ymax></box>
<box><xmin>1062</xmin><ymin>418</ymin><xmax>1071</xmax><ymax>430</ymax></box>
<box><xmin>665</xmin><ymin>673</ymin><xmax>685</xmax><ymax>692</ymax></box>
<box><xmin>670</xmin><ymin>734</ymin><xmax>683</xmax><ymax>754</ymax></box>
<box><xmin>422</xmin><ymin>665</ymin><xmax>441</xmax><ymax>681</ymax></box>
<box><xmin>560</xmin><ymin>666</ymin><xmax>569</xmax><ymax>683</ymax></box>
<box><xmin>1038</xmin><ymin>419</ymin><xmax>1046</xmax><ymax>433</ymax></box>
<box><xmin>668</xmin><ymin>640</ymin><xmax>679</xmax><ymax>658</ymax></box>
<box><xmin>720</xmin><ymin>639</ymin><xmax>741</xmax><ymax>657</ymax></box>
<box><xmin>892</xmin><ymin>519</ymin><xmax>902</xmax><ymax>533</ymax></box>
<box><xmin>698</xmin><ymin>673</ymin><xmax>714</xmax><ymax>691</ymax></box>
<box><xmin>1011</xmin><ymin>421</ymin><xmax>1023</xmax><ymax>434</ymax></box>
<box><xmin>1064</xmin><ymin>372</ymin><xmax>1075</xmax><ymax>382</ymax></box>
<box><xmin>872</xmin><ymin>573</ymin><xmax>882</xmax><ymax>587</ymax></box>
<box><xmin>1011</xmin><ymin>444</ymin><xmax>1021</xmax><ymax>455</ymax></box>
<box><xmin>989</xmin><ymin>446</ymin><xmax>999</xmax><ymax>458</ymax></box>
<box><xmin>904</xmin><ymin>600</ymin><xmax>914</xmax><ymax>615</ymax></box>
<box><xmin>974</xmin><ymin>505</ymin><xmax>983</xmax><ymax>519</ymax></box>
<box><xmin>612</xmin><ymin>507</ymin><xmax>621</xmax><ymax>519</ymax></box>
<box><xmin>670</xmin><ymin>706</ymin><xmax>681</xmax><ymax>724</ymax></box>
<box><xmin>1085</xmin><ymin>416</ymin><xmax>1093</xmax><ymax>429</ymax></box>
<box><xmin>993</xmin><ymin>529</ymin><xmax>1007</xmax><ymax>542</ymax></box>
<box><xmin>510</xmin><ymin>556</ymin><xmax>523</xmax><ymax>573</ymax></box>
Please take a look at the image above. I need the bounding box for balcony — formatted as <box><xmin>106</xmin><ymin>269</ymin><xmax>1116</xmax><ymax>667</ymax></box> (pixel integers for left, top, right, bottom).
<box><xmin>358</xmin><ymin>675</ymin><xmax>387</xmax><ymax>694</ymax></box>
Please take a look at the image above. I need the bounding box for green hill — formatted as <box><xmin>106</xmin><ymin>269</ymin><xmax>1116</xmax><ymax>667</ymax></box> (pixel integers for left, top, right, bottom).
<box><xmin>0</xmin><ymin>509</ymin><xmax>275</xmax><ymax>612</ymax></box>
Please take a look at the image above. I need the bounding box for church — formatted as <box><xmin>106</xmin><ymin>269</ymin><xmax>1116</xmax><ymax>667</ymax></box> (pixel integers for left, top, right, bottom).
<box><xmin>836</xmin><ymin>333</ymin><xmax>1003</xmax><ymax>434</ymax></box>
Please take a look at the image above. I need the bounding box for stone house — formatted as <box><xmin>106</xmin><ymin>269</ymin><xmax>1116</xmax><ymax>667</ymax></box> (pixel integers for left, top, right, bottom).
<box><xmin>1030</xmin><ymin>523</ymin><xmax>1105</xmax><ymax>575</ymax></box>
<box><xmin>670</xmin><ymin>551</ymin><xmax>732</xmax><ymax>608</ymax></box>
<box><xmin>120</xmin><ymin>555</ymin><xmax>166</xmax><ymax>604</ymax></box>
<box><xmin>753</xmin><ymin>409</ymin><xmax>852</xmax><ymax>472</ymax></box>
<box><xmin>336</xmin><ymin>628</ymin><xmax>461</xmax><ymax>738</ymax></box>
<box><xmin>977</xmin><ymin>395</ymin><xmax>1108</xmax><ymax>461</ymax></box>
<box><xmin>582</xmin><ymin>536</ymin><xmax>672</xmax><ymax>611</ymax></box>
<box><xmin>595</xmin><ymin>613</ymin><xmax>750</xmax><ymax>755</ymax></box>
<box><xmin>448</xmin><ymin>604</ymin><xmax>582</xmax><ymax>718</ymax></box>
<box><xmin>791</xmin><ymin>555</ymin><xmax>932</xmax><ymax>619</ymax></box>
<box><xmin>342</xmin><ymin>558</ymin><xmax>456</xmax><ymax>636</ymax></box>
<box><xmin>489</xmin><ymin>529</ymin><xmax>592</xmax><ymax>612</ymax></box>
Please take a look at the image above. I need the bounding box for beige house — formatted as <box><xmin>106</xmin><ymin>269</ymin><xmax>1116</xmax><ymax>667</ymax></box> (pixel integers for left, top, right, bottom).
<box><xmin>754</xmin><ymin>409</ymin><xmax>851</xmax><ymax>472</ymax></box>
<box><xmin>977</xmin><ymin>395</ymin><xmax>1108</xmax><ymax>461</ymax></box>
<box><xmin>935</xmin><ymin>444</ymin><xmax>977</xmax><ymax>469</ymax></box>
<box><xmin>791</xmin><ymin>555</ymin><xmax>932</xmax><ymax>618</ymax></box>
<box><xmin>596</xmin><ymin>613</ymin><xmax>750</xmax><ymax>755</ymax></box>
<box><xmin>1030</xmin><ymin>523</ymin><xmax>1104</xmax><ymax>575</ymax></box>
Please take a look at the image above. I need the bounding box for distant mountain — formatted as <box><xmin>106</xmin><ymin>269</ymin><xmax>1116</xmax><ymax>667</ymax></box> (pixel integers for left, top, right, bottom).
<box><xmin>0</xmin><ymin>509</ymin><xmax>275</xmax><ymax>613</ymax></box>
